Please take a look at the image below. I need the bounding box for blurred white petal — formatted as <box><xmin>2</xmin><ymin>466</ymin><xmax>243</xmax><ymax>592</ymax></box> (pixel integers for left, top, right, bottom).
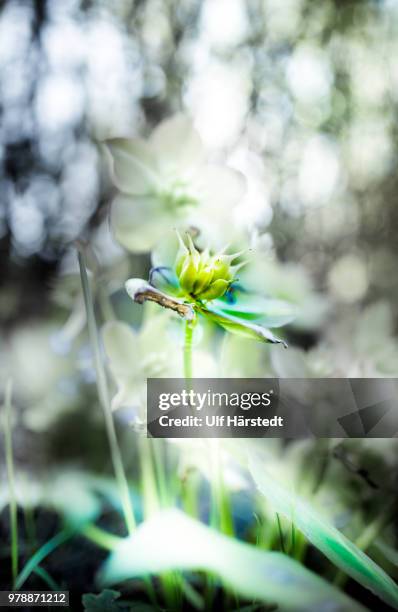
<box><xmin>198</xmin><ymin>164</ymin><xmax>246</xmax><ymax>208</ymax></box>
<box><xmin>150</xmin><ymin>114</ymin><xmax>205</xmax><ymax>174</ymax></box>
<box><xmin>105</xmin><ymin>138</ymin><xmax>159</xmax><ymax>195</ymax></box>
<box><xmin>111</xmin><ymin>194</ymin><xmax>172</xmax><ymax>253</ymax></box>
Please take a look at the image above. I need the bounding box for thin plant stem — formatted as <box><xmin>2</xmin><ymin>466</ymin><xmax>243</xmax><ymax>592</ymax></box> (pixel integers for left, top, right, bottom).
<box><xmin>4</xmin><ymin>379</ymin><xmax>18</xmax><ymax>588</ymax></box>
<box><xmin>183</xmin><ymin>321</ymin><xmax>194</xmax><ymax>379</ymax></box>
<box><xmin>276</xmin><ymin>513</ymin><xmax>286</xmax><ymax>553</ymax></box>
<box><xmin>152</xmin><ymin>440</ymin><xmax>169</xmax><ymax>507</ymax></box>
<box><xmin>139</xmin><ymin>437</ymin><xmax>159</xmax><ymax>518</ymax></box>
<box><xmin>290</xmin><ymin>522</ymin><xmax>296</xmax><ymax>556</ymax></box>
<box><xmin>183</xmin><ymin>319</ymin><xmax>234</xmax><ymax>535</ymax></box>
<box><xmin>81</xmin><ymin>523</ymin><xmax>122</xmax><ymax>551</ymax></box>
<box><xmin>139</xmin><ymin>436</ymin><xmax>181</xmax><ymax>609</ymax></box>
<box><xmin>33</xmin><ymin>566</ymin><xmax>61</xmax><ymax>591</ymax></box>
<box><xmin>78</xmin><ymin>249</ymin><xmax>136</xmax><ymax>534</ymax></box>
<box><xmin>16</xmin><ymin>530</ymin><xmax>73</xmax><ymax>590</ymax></box>
<box><xmin>209</xmin><ymin>440</ymin><xmax>234</xmax><ymax>536</ymax></box>
<box><xmin>180</xmin><ymin>578</ymin><xmax>204</xmax><ymax>610</ymax></box>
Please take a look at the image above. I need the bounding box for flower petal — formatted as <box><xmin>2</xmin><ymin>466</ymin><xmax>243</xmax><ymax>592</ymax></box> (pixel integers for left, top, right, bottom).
<box><xmin>189</xmin><ymin>165</ymin><xmax>247</xmax><ymax>248</ymax></box>
<box><xmin>102</xmin><ymin>321</ymin><xmax>141</xmax><ymax>411</ymax></box>
<box><xmin>197</xmin><ymin>165</ymin><xmax>246</xmax><ymax>209</ymax></box>
<box><xmin>111</xmin><ymin>194</ymin><xmax>172</xmax><ymax>253</ymax></box>
<box><xmin>105</xmin><ymin>138</ymin><xmax>159</xmax><ymax>195</ymax></box>
<box><xmin>151</xmin><ymin>231</ymin><xmax>180</xmax><ymax>269</ymax></box>
<box><xmin>149</xmin><ymin>114</ymin><xmax>205</xmax><ymax>173</ymax></box>
<box><xmin>102</xmin><ymin>321</ymin><xmax>139</xmax><ymax>379</ymax></box>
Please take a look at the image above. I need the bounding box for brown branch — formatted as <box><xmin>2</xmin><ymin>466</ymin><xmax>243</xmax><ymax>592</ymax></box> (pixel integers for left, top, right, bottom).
<box><xmin>125</xmin><ymin>279</ymin><xmax>195</xmax><ymax>321</ymax></box>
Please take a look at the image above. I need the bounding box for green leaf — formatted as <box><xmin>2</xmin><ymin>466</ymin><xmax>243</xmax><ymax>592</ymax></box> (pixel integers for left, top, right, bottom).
<box><xmin>46</xmin><ymin>472</ymin><xmax>101</xmax><ymax>528</ymax></box>
<box><xmin>214</xmin><ymin>292</ymin><xmax>297</xmax><ymax>328</ymax></box>
<box><xmin>249</xmin><ymin>458</ymin><xmax>398</xmax><ymax>610</ymax></box>
<box><xmin>198</xmin><ymin>305</ymin><xmax>287</xmax><ymax>346</ymax></box>
<box><xmin>82</xmin><ymin>589</ymin><xmax>128</xmax><ymax>612</ymax></box>
<box><xmin>98</xmin><ymin>509</ymin><xmax>364</xmax><ymax>611</ymax></box>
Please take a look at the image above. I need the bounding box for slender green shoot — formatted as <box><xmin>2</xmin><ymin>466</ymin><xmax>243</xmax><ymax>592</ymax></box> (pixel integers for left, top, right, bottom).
<box><xmin>152</xmin><ymin>440</ymin><xmax>169</xmax><ymax>507</ymax></box>
<box><xmin>4</xmin><ymin>379</ymin><xmax>18</xmax><ymax>588</ymax></box>
<box><xmin>209</xmin><ymin>440</ymin><xmax>234</xmax><ymax>536</ymax></box>
<box><xmin>180</xmin><ymin>577</ymin><xmax>204</xmax><ymax>610</ymax></box>
<box><xmin>139</xmin><ymin>437</ymin><xmax>160</xmax><ymax>518</ymax></box>
<box><xmin>33</xmin><ymin>566</ymin><xmax>61</xmax><ymax>591</ymax></box>
<box><xmin>78</xmin><ymin>248</ymin><xmax>135</xmax><ymax>534</ymax></box>
<box><xmin>183</xmin><ymin>320</ymin><xmax>194</xmax><ymax>379</ymax></box>
<box><xmin>291</xmin><ymin>522</ymin><xmax>296</xmax><ymax>556</ymax></box>
<box><xmin>334</xmin><ymin>505</ymin><xmax>395</xmax><ymax>587</ymax></box>
<box><xmin>81</xmin><ymin>523</ymin><xmax>122</xmax><ymax>551</ymax></box>
<box><xmin>16</xmin><ymin>530</ymin><xmax>73</xmax><ymax>589</ymax></box>
<box><xmin>183</xmin><ymin>319</ymin><xmax>234</xmax><ymax>533</ymax></box>
<box><xmin>276</xmin><ymin>513</ymin><xmax>286</xmax><ymax>553</ymax></box>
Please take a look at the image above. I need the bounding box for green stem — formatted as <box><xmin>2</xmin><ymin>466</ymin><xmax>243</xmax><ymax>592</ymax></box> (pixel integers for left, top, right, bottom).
<box><xmin>139</xmin><ymin>437</ymin><xmax>159</xmax><ymax>518</ymax></box>
<box><xmin>4</xmin><ymin>379</ymin><xmax>18</xmax><ymax>588</ymax></box>
<box><xmin>276</xmin><ymin>513</ymin><xmax>286</xmax><ymax>554</ymax></box>
<box><xmin>81</xmin><ymin>523</ymin><xmax>122</xmax><ymax>551</ymax></box>
<box><xmin>33</xmin><ymin>566</ymin><xmax>61</xmax><ymax>591</ymax></box>
<box><xmin>152</xmin><ymin>440</ymin><xmax>169</xmax><ymax>507</ymax></box>
<box><xmin>16</xmin><ymin>530</ymin><xmax>73</xmax><ymax>590</ymax></box>
<box><xmin>78</xmin><ymin>249</ymin><xmax>136</xmax><ymax>534</ymax></box>
<box><xmin>209</xmin><ymin>440</ymin><xmax>234</xmax><ymax>536</ymax></box>
<box><xmin>183</xmin><ymin>321</ymin><xmax>193</xmax><ymax>379</ymax></box>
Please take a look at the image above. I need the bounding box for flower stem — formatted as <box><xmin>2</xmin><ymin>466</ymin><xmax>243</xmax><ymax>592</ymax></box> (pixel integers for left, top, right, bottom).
<box><xmin>16</xmin><ymin>530</ymin><xmax>73</xmax><ymax>590</ymax></box>
<box><xmin>78</xmin><ymin>249</ymin><xmax>136</xmax><ymax>534</ymax></box>
<box><xmin>183</xmin><ymin>321</ymin><xmax>194</xmax><ymax>379</ymax></box>
<box><xmin>81</xmin><ymin>523</ymin><xmax>122</xmax><ymax>551</ymax></box>
<box><xmin>3</xmin><ymin>379</ymin><xmax>18</xmax><ymax>588</ymax></box>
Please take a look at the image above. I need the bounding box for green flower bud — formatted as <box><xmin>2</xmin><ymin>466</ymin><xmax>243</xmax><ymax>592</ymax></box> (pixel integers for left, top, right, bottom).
<box><xmin>174</xmin><ymin>233</ymin><xmax>247</xmax><ymax>302</ymax></box>
<box><xmin>175</xmin><ymin>231</ymin><xmax>189</xmax><ymax>277</ymax></box>
<box><xmin>211</xmin><ymin>256</ymin><xmax>233</xmax><ymax>283</ymax></box>
<box><xmin>199</xmin><ymin>278</ymin><xmax>231</xmax><ymax>301</ymax></box>
<box><xmin>179</xmin><ymin>256</ymin><xmax>198</xmax><ymax>293</ymax></box>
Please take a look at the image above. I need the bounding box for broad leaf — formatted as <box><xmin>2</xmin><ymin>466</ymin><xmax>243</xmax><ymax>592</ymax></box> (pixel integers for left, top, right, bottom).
<box><xmin>199</xmin><ymin>305</ymin><xmax>287</xmax><ymax>347</ymax></box>
<box><xmin>249</xmin><ymin>458</ymin><xmax>398</xmax><ymax>610</ymax></box>
<box><xmin>82</xmin><ymin>589</ymin><xmax>128</xmax><ymax>612</ymax></box>
<box><xmin>98</xmin><ymin>509</ymin><xmax>364</xmax><ymax>611</ymax></box>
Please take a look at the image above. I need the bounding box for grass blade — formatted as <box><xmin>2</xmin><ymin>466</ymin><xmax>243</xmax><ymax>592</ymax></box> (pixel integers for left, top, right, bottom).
<box><xmin>78</xmin><ymin>247</ymin><xmax>136</xmax><ymax>534</ymax></box>
<box><xmin>3</xmin><ymin>379</ymin><xmax>18</xmax><ymax>587</ymax></box>
<box><xmin>249</xmin><ymin>457</ymin><xmax>398</xmax><ymax>609</ymax></box>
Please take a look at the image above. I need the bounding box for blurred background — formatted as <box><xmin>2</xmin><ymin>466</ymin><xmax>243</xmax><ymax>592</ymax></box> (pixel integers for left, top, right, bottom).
<box><xmin>0</xmin><ymin>1</ymin><xmax>397</xmax><ymax>606</ymax></box>
<box><xmin>1</xmin><ymin>0</ymin><xmax>398</xmax><ymax>326</ymax></box>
